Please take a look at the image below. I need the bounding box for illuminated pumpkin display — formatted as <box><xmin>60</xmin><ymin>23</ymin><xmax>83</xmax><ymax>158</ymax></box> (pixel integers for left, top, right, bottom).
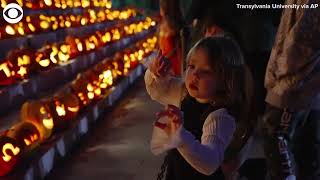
<box><xmin>21</xmin><ymin>101</ymin><xmax>54</xmax><ymax>142</ymax></box>
<box><xmin>86</xmin><ymin>82</ymin><xmax>101</xmax><ymax>100</ymax></box>
<box><xmin>83</xmin><ymin>70</ymin><xmax>102</xmax><ymax>100</ymax></box>
<box><xmin>0</xmin><ymin>135</ymin><xmax>21</xmax><ymax>176</ymax></box>
<box><xmin>70</xmin><ymin>75</ymin><xmax>91</xmax><ymax>107</ymax></box>
<box><xmin>0</xmin><ymin>60</ymin><xmax>15</xmax><ymax>86</ymax></box>
<box><xmin>57</xmin><ymin>43</ymin><xmax>71</xmax><ymax>63</ymax></box>
<box><xmin>6</xmin><ymin>122</ymin><xmax>40</xmax><ymax>150</ymax></box>
<box><xmin>101</xmin><ymin>31</ymin><xmax>112</xmax><ymax>44</ymax></box>
<box><xmin>111</xmin><ymin>28</ymin><xmax>121</xmax><ymax>41</ymax></box>
<box><xmin>49</xmin><ymin>91</ymin><xmax>80</xmax><ymax>123</ymax></box>
<box><xmin>113</xmin><ymin>52</ymin><xmax>125</xmax><ymax>78</ymax></box>
<box><xmin>88</xmin><ymin>34</ymin><xmax>101</xmax><ymax>49</ymax></box>
<box><xmin>98</xmin><ymin>69</ymin><xmax>113</xmax><ymax>89</ymax></box>
<box><xmin>6</xmin><ymin>48</ymin><xmax>34</xmax><ymax>80</ymax></box>
<box><xmin>65</xmin><ymin>36</ymin><xmax>80</xmax><ymax>59</ymax></box>
<box><xmin>0</xmin><ymin>7</ymin><xmax>142</xmax><ymax>40</ymax></box>
<box><xmin>35</xmin><ymin>43</ymin><xmax>58</xmax><ymax>71</ymax></box>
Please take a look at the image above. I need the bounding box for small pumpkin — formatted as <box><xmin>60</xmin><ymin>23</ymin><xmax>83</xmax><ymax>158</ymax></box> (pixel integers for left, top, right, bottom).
<box><xmin>21</xmin><ymin>101</ymin><xmax>54</xmax><ymax>142</ymax></box>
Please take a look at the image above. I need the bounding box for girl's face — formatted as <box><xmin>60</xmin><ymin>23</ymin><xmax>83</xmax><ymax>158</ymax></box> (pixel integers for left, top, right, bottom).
<box><xmin>185</xmin><ymin>48</ymin><xmax>221</xmax><ymax>103</ymax></box>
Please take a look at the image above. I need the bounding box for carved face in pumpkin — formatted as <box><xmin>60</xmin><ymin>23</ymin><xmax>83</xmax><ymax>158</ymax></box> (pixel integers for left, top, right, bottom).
<box><xmin>50</xmin><ymin>92</ymin><xmax>80</xmax><ymax>122</ymax></box>
<box><xmin>0</xmin><ymin>135</ymin><xmax>21</xmax><ymax>177</ymax></box>
<box><xmin>35</xmin><ymin>45</ymin><xmax>56</xmax><ymax>71</ymax></box>
<box><xmin>6</xmin><ymin>122</ymin><xmax>40</xmax><ymax>149</ymax></box>
<box><xmin>70</xmin><ymin>75</ymin><xmax>91</xmax><ymax>107</ymax></box>
<box><xmin>6</xmin><ymin>48</ymin><xmax>34</xmax><ymax>80</ymax></box>
<box><xmin>21</xmin><ymin>101</ymin><xmax>54</xmax><ymax>141</ymax></box>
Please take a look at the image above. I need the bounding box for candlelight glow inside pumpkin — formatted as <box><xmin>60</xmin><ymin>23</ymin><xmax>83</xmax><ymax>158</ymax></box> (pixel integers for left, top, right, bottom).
<box><xmin>0</xmin><ymin>135</ymin><xmax>21</xmax><ymax>176</ymax></box>
<box><xmin>6</xmin><ymin>122</ymin><xmax>40</xmax><ymax>149</ymax></box>
<box><xmin>2</xmin><ymin>143</ymin><xmax>20</xmax><ymax>162</ymax></box>
<box><xmin>21</xmin><ymin>102</ymin><xmax>54</xmax><ymax>141</ymax></box>
<box><xmin>0</xmin><ymin>61</ymin><xmax>14</xmax><ymax>86</ymax></box>
<box><xmin>5</xmin><ymin>25</ymin><xmax>15</xmax><ymax>36</ymax></box>
<box><xmin>58</xmin><ymin>44</ymin><xmax>70</xmax><ymax>63</ymax></box>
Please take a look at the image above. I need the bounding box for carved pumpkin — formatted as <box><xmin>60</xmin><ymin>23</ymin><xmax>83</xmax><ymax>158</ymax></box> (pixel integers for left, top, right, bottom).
<box><xmin>0</xmin><ymin>134</ymin><xmax>21</xmax><ymax>176</ymax></box>
<box><xmin>113</xmin><ymin>52</ymin><xmax>125</xmax><ymax>79</ymax></box>
<box><xmin>57</xmin><ymin>43</ymin><xmax>71</xmax><ymax>63</ymax></box>
<box><xmin>48</xmin><ymin>91</ymin><xmax>80</xmax><ymax>129</ymax></box>
<box><xmin>35</xmin><ymin>43</ymin><xmax>58</xmax><ymax>71</ymax></box>
<box><xmin>70</xmin><ymin>74</ymin><xmax>91</xmax><ymax>107</ymax></box>
<box><xmin>21</xmin><ymin>101</ymin><xmax>54</xmax><ymax>142</ymax></box>
<box><xmin>65</xmin><ymin>36</ymin><xmax>80</xmax><ymax>59</ymax></box>
<box><xmin>93</xmin><ymin>59</ymin><xmax>114</xmax><ymax>89</ymax></box>
<box><xmin>6</xmin><ymin>122</ymin><xmax>40</xmax><ymax>150</ymax></box>
<box><xmin>6</xmin><ymin>48</ymin><xmax>34</xmax><ymax>80</ymax></box>
<box><xmin>0</xmin><ymin>60</ymin><xmax>15</xmax><ymax>86</ymax></box>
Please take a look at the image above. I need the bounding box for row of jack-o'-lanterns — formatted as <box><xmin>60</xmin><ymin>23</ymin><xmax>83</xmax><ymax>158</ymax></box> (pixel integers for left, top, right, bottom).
<box><xmin>0</xmin><ymin>18</ymin><xmax>156</xmax><ymax>86</ymax></box>
<box><xmin>0</xmin><ymin>35</ymin><xmax>157</xmax><ymax>176</ymax></box>
<box><xmin>0</xmin><ymin>0</ymin><xmax>112</xmax><ymax>10</ymax></box>
<box><xmin>0</xmin><ymin>8</ymin><xmax>137</xmax><ymax>40</ymax></box>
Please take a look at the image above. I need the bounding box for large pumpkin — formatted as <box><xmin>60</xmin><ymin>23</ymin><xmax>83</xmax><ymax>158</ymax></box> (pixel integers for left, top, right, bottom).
<box><xmin>6</xmin><ymin>122</ymin><xmax>40</xmax><ymax>151</ymax></box>
<box><xmin>48</xmin><ymin>91</ymin><xmax>80</xmax><ymax>131</ymax></box>
<box><xmin>0</xmin><ymin>134</ymin><xmax>21</xmax><ymax>177</ymax></box>
<box><xmin>21</xmin><ymin>101</ymin><xmax>54</xmax><ymax>142</ymax></box>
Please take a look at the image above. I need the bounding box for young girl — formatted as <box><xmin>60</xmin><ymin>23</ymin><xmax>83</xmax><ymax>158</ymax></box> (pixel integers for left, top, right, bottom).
<box><xmin>145</xmin><ymin>36</ymin><xmax>255</xmax><ymax>179</ymax></box>
<box><xmin>158</xmin><ymin>0</ymin><xmax>184</xmax><ymax>76</ymax></box>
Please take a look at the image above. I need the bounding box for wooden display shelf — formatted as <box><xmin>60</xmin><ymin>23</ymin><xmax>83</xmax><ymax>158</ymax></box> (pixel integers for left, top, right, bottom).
<box><xmin>0</xmin><ymin>27</ymin><xmax>155</xmax><ymax>117</ymax></box>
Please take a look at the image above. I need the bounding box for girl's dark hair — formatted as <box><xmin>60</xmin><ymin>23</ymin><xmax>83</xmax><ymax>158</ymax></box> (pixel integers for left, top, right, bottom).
<box><xmin>187</xmin><ymin>36</ymin><xmax>256</xmax><ymax>125</ymax></box>
<box><xmin>159</xmin><ymin>0</ymin><xmax>184</xmax><ymax>33</ymax></box>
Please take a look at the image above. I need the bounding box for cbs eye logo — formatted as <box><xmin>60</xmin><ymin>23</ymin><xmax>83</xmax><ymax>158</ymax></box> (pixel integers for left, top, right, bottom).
<box><xmin>2</xmin><ymin>3</ymin><xmax>24</xmax><ymax>24</ymax></box>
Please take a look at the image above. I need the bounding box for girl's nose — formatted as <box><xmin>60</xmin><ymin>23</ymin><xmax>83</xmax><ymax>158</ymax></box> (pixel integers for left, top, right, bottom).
<box><xmin>191</xmin><ymin>69</ymin><xmax>200</xmax><ymax>80</ymax></box>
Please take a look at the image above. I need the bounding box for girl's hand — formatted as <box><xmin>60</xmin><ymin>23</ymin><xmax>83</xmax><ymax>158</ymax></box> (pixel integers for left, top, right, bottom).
<box><xmin>154</xmin><ymin>104</ymin><xmax>183</xmax><ymax>136</ymax></box>
<box><xmin>149</xmin><ymin>50</ymin><xmax>171</xmax><ymax>77</ymax></box>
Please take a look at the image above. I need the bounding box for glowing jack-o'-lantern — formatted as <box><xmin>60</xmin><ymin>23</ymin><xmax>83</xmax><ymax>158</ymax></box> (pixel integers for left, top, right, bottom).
<box><xmin>39</xmin><ymin>15</ymin><xmax>51</xmax><ymax>31</ymax></box>
<box><xmin>70</xmin><ymin>75</ymin><xmax>91</xmax><ymax>107</ymax></box>
<box><xmin>112</xmin><ymin>52</ymin><xmax>125</xmax><ymax>79</ymax></box>
<box><xmin>21</xmin><ymin>101</ymin><xmax>54</xmax><ymax>142</ymax></box>
<box><xmin>82</xmin><ymin>70</ymin><xmax>102</xmax><ymax>100</ymax></box>
<box><xmin>99</xmin><ymin>69</ymin><xmax>113</xmax><ymax>89</ymax></box>
<box><xmin>35</xmin><ymin>44</ymin><xmax>58</xmax><ymax>71</ymax></box>
<box><xmin>101</xmin><ymin>31</ymin><xmax>112</xmax><ymax>44</ymax></box>
<box><xmin>65</xmin><ymin>36</ymin><xmax>80</xmax><ymax>58</ymax></box>
<box><xmin>111</xmin><ymin>28</ymin><xmax>121</xmax><ymax>41</ymax></box>
<box><xmin>57</xmin><ymin>43</ymin><xmax>70</xmax><ymax>63</ymax></box>
<box><xmin>6</xmin><ymin>122</ymin><xmax>40</xmax><ymax>150</ymax></box>
<box><xmin>0</xmin><ymin>135</ymin><xmax>21</xmax><ymax>177</ymax></box>
<box><xmin>0</xmin><ymin>60</ymin><xmax>15</xmax><ymax>86</ymax></box>
<box><xmin>6</xmin><ymin>48</ymin><xmax>34</xmax><ymax>80</ymax></box>
<box><xmin>86</xmin><ymin>83</ymin><xmax>101</xmax><ymax>100</ymax></box>
<box><xmin>49</xmin><ymin>91</ymin><xmax>80</xmax><ymax>124</ymax></box>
